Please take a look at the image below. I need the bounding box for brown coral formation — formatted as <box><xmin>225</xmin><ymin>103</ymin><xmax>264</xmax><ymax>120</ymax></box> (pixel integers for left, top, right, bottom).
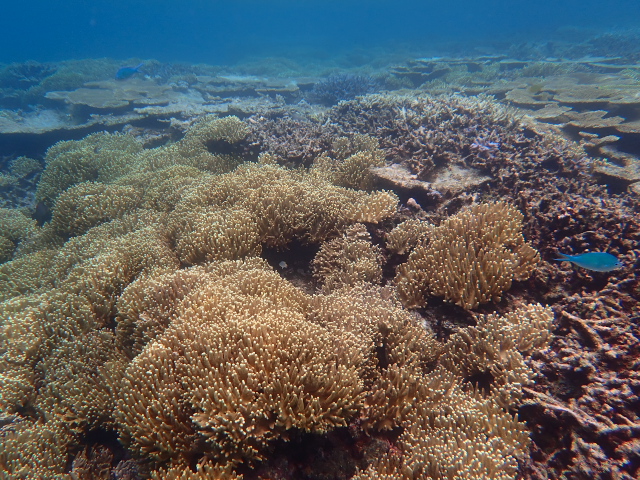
<box><xmin>329</xmin><ymin>93</ymin><xmax>520</xmax><ymax>180</ymax></box>
<box><xmin>0</xmin><ymin>208</ymin><xmax>37</xmax><ymax>262</ymax></box>
<box><xmin>36</xmin><ymin>131</ymin><xmax>143</xmax><ymax>207</ymax></box>
<box><xmin>245</xmin><ymin>113</ymin><xmax>336</xmax><ymax>166</ymax></box>
<box><xmin>385</xmin><ymin>218</ymin><xmax>433</xmax><ymax>256</ymax></box>
<box><xmin>511</xmin><ymin>184</ymin><xmax>640</xmax><ymax>480</ymax></box>
<box><xmin>311</xmin><ymin>224</ymin><xmax>383</xmax><ymax>293</ymax></box>
<box><xmin>351</xmin><ymin>303</ymin><xmax>553</xmax><ymax>480</ymax></box>
<box><xmin>150</xmin><ymin>461</ymin><xmax>243</xmax><ymax>480</ymax></box>
<box><xmin>116</xmin><ymin>271</ymin><xmax>364</xmax><ymax>465</ymax></box>
<box><xmin>50</xmin><ymin>182</ymin><xmax>141</xmax><ymax>237</ymax></box>
<box><xmin>0</xmin><ymin>418</ymin><xmax>75</xmax><ymax>478</ymax></box>
<box><xmin>441</xmin><ymin>303</ymin><xmax>553</xmax><ymax>408</ymax></box>
<box><xmin>0</xmin><ymin>114</ymin><xmax>406</xmax><ymax>478</ymax></box>
<box><xmin>395</xmin><ymin>202</ymin><xmax>539</xmax><ymax>310</ymax></box>
<box><xmin>1</xmin><ymin>77</ymin><xmax>636</xmax><ymax>480</ymax></box>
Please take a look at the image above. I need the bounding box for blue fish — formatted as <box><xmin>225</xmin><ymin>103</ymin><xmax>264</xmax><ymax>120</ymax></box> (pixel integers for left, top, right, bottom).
<box><xmin>554</xmin><ymin>252</ymin><xmax>623</xmax><ymax>272</ymax></box>
<box><xmin>115</xmin><ymin>63</ymin><xmax>144</xmax><ymax>80</ymax></box>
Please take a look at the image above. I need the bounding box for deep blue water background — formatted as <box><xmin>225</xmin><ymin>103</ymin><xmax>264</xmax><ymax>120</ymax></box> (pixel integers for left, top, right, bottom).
<box><xmin>3</xmin><ymin>0</ymin><xmax>640</xmax><ymax>64</ymax></box>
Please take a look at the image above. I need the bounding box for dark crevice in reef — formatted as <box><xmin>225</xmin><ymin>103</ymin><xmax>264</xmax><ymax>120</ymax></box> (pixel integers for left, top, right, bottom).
<box><xmin>238</xmin><ymin>428</ymin><xmax>366</xmax><ymax>480</ymax></box>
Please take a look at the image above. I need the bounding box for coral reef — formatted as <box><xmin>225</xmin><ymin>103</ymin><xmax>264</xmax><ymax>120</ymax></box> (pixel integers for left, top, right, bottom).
<box><xmin>512</xmin><ymin>184</ymin><xmax>640</xmax><ymax>480</ymax></box>
<box><xmin>306</xmin><ymin>73</ymin><xmax>381</xmax><ymax>106</ymax></box>
<box><xmin>51</xmin><ymin>182</ymin><xmax>141</xmax><ymax>238</ymax></box>
<box><xmin>352</xmin><ymin>303</ymin><xmax>553</xmax><ymax>480</ymax></box>
<box><xmin>1</xmin><ymin>52</ymin><xmax>639</xmax><ymax>479</ymax></box>
<box><xmin>395</xmin><ymin>202</ymin><xmax>539</xmax><ymax>310</ymax></box>
<box><xmin>0</xmin><ymin>208</ymin><xmax>37</xmax><ymax>262</ymax></box>
<box><xmin>0</xmin><ymin>114</ymin><xmax>403</xmax><ymax>478</ymax></box>
<box><xmin>245</xmin><ymin>113</ymin><xmax>336</xmax><ymax>167</ymax></box>
<box><xmin>311</xmin><ymin>224</ymin><xmax>383</xmax><ymax>293</ymax></box>
<box><xmin>36</xmin><ymin>132</ymin><xmax>143</xmax><ymax>207</ymax></box>
<box><xmin>116</xmin><ymin>262</ymin><xmax>364</xmax><ymax>466</ymax></box>
<box><xmin>8</xmin><ymin>156</ymin><xmax>41</xmax><ymax>179</ymax></box>
<box><xmin>441</xmin><ymin>303</ymin><xmax>553</xmax><ymax>408</ymax></box>
<box><xmin>385</xmin><ymin>218</ymin><xmax>433</xmax><ymax>256</ymax></box>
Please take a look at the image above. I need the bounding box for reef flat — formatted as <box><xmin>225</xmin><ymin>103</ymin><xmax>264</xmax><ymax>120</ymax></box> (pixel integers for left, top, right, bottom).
<box><xmin>1</xmin><ymin>39</ymin><xmax>639</xmax><ymax>480</ymax></box>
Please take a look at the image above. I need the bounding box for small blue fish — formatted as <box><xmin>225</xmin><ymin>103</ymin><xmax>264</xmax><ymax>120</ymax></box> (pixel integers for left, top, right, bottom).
<box><xmin>115</xmin><ymin>63</ymin><xmax>144</xmax><ymax>80</ymax></box>
<box><xmin>554</xmin><ymin>252</ymin><xmax>623</xmax><ymax>272</ymax></box>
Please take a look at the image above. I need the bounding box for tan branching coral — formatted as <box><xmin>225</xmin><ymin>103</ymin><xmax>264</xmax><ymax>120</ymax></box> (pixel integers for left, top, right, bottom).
<box><xmin>116</xmin><ymin>165</ymin><xmax>207</xmax><ymax>212</ymax></box>
<box><xmin>178</xmin><ymin>261</ymin><xmax>311</xmax><ymax>324</ymax></box>
<box><xmin>116</xmin><ymin>270</ymin><xmax>363</xmax><ymax>465</ymax></box>
<box><xmin>311</xmin><ymin>224</ymin><xmax>383</xmax><ymax>293</ymax></box>
<box><xmin>395</xmin><ymin>202</ymin><xmax>539</xmax><ymax>309</ymax></box>
<box><xmin>180</xmin><ymin>115</ymin><xmax>249</xmax><ymax>152</ymax></box>
<box><xmin>8</xmin><ymin>156</ymin><xmax>41</xmax><ymax>178</ymax></box>
<box><xmin>0</xmin><ymin>249</ymin><xmax>58</xmax><ymax>302</ymax></box>
<box><xmin>0</xmin><ymin>108</ymin><xmax>557</xmax><ymax>479</ymax></box>
<box><xmin>331</xmin><ymin>134</ymin><xmax>381</xmax><ymax>160</ymax></box>
<box><xmin>170</xmin><ymin>116</ymin><xmax>248</xmax><ymax>174</ymax></box>
<box><xmin>386</xmin><ymin>219</ymin><xmax>433</xmax><ymax>255</ymax></box>
<box><xmin>36</xmin><ymin>132</ymin><xmax>143</xmax><ymax>206</ymax></box>
<box><xmin>0</xmin><ymin>208</ymin><xmax>38</xmax><ymax>262</ymax></box>
<box><xmin>0</xmin><ymin>292</ymin><xmax>129</xmax><ymax>476</ymax></box>
<box><xmin>309</xmin><ymin>284</ymin><xmax>440</xmax><ymax>370</ymax></box>
<box><xmin>150</xmin><ymin>461</ymin><xmax>243</xmax><ymax>480</ymax></box>
<box><xmin>118</xmin><ymin>304</ymin><xmax>362</xmax><ymax>461</ymax></box>
<box><xmin>356</xmin><ymin>304</ymin><xmax>551</xmax><ymax>480</ymax></box>
<box><xmin>352</xmin><ymin>454</ymin><xmax>404</xmax><ymax>480</ymax></box>
<box><xmin>57</xmin><ymin>228</ymin><xmax>176</xmax><ymax>319</ymax></box>
<box><xmin>335</xmin><ymin>149</ymin><xmax>385</xmax><ymax>190</ymax></box>
<box><xmin>36</xmin><ymin>116</ymin><xmax>249</xmax><ymax>210</ymax></box>
<box><xmin>0</xmin><ymin>418</ymin><xmax>74</xmax><ymax>479</ymax></box>
<box><xmin>308</xmin><ymin>283</ymin><xmax>442</xmax><ymax>432</ymax></box>
<box><xmin>51</xmin><ymin>181</ymin><xmax>141</xmax><ymax>237</ymax></box>
<box><xmin>312</xmin><ymin>134</ymin><xmax>384</xmax><ymax>191</ymax></box>
<box><xmin>172</xmin><ymin>207</ymin><xmax>261</xmax><ymax>265</ymax></box>
<box><xmin>115</xmin><ymin>258</ymin><xmax>275</xmax><ymax>357</ymax></box>
<box><xmin>314</xmin><ymin>149</ymin><xmax>385</xmax><ymax>191</ymax></box>
<box><xmin>441</xmin><ymin>303</ymin><xmax>553</xmax><ymax>408</ymax></box>
<box><xmin>170</xmin><ymin>163</ymin><xmax>398</xmax><ymax>252</ymax></box>
<box><xmin>0</xmin><ymin>173</ymin><xmax>18</xmax><ymax>188</ymax></box>
<box><xmin>0</xmin><ymin>291</ymin><xmax>99</xmax><ymax>414</ymax></box>
<box><xmin>399</xmin><ymin>370</ymin><xmax>530</xmax><ymax>480</ymax></box>
<box><xmin>186</xmin><ymin>313</ymin><xmax>363</xmax><ymax>460</ymax></box>
<box><xmin>35</xmin><ymin>331</ymin><xmax>127</xmax><ymax>430</ymax></box>
<box><xmin>355</xmin><ymin>373</ymin><xmax>530</xmax><ymax>480</ymax></box>
<box><xmin>70</xmin><ymin>445</ymin><xmax>114</xmax><ymax>480</ymax></box>
<box><xmin>0</xmin><ymin>236</ymin><xmax>14</xmax><ymax>264</ymax></box>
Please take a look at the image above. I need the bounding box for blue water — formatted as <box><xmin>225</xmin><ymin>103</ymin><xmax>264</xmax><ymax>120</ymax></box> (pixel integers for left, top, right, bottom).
<box><xmin>3</xmin><ymin>0</ymin><xmax>640</xmax><ymax>64</ymax></box>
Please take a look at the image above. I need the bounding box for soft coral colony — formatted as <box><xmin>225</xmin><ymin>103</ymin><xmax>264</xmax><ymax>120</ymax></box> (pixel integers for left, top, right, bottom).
<box><xmin>1</xmin><ymin>112</ymin><xmax>560</xmax><ymax>479</ymax></box>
